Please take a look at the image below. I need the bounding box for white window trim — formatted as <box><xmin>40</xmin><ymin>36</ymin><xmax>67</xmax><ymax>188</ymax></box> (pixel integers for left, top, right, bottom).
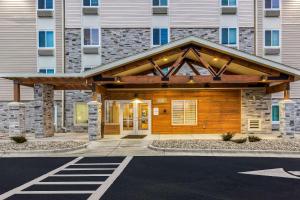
<box><xmin>264</xmin><ymin>29</ymin><xmax>281</xmax><ymax>48</ymax></box>
<box><xmin>36</xmin><ymin>0</ymin><xmax>55</xmax><ymax>11</ymax></box>
<box><xmin>272</xmin><ymin>104</ymin><xmax>280</xmax><ymax>124</ymax></box>
<box><xmin>220</xmin><ymin>0</ymin><xmax>238</xmax><ymax>8</ymax></box>
<box><xmin>219</xmin><ymin>27</ymin><xmax>239</xmax><ymax>48</ymax></box>
<box><xmin>82</xmin><ymin>0</ymin><xmax>100</xmax><ymax>8</ymax></box>
<box><xmin>264</xmin><ymin>0</ymin><xmax>281</xmax><ymax>11</ymax></box>
<box><xmin>37</xmin><ymin>68</ymin><xmax>56</xmax><ymax>74</ymax></box>
<box><xmin>152</xmin><ymin>0</ymin><xmax>168</xmax><ymax>7</ymax></box>
<box><xmin>37</xmin><ymin>30</ymin><xmax>56</xmax><ymax>49</ymax></box>
<box><xmin>82</xmin><ymin>28</ymin><xmax>101</xmax><ymax>47</ymax></box>
<box><xmin>151</xmin><ymin>27</ymin><xmax>170</xmax><ymax>47</ymax></box>
<box><xmin>171</xmin><ymin>100</ymin><xmax>198</xmax><ymax>126</ymax></box>
<box><xmin>104</xmin><ymin>100</ymin><xmax>121</xmax><ymax>125</ymax></box>
<box><xmin>73</xmin><ymin>102</ymin><xmax>88</xmax><ymax>127</ymax></box>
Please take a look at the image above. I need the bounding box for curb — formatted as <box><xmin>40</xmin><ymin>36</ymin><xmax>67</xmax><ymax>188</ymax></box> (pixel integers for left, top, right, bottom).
<box><xmin>0</xmin><ymin>143</ymin><xmax>89</xmax><ymax>155</ymax></box>
<box><xmin>148</xmin><ymin>144</ymin><xmax>300</xmax><ymax>155</ymax></box>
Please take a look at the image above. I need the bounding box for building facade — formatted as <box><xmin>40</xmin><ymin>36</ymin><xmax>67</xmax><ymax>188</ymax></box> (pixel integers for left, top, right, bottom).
<box><xmin>0</xmin><ymin>0</ymin><xmax>300</xmax><ymax>136</ymax></box>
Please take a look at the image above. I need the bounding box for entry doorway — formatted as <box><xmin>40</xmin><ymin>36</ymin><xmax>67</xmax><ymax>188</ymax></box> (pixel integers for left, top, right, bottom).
<box><xmin>120</xmin><ymin>100</ymin><xmax>151</xmax><ymax>136</ymax></box>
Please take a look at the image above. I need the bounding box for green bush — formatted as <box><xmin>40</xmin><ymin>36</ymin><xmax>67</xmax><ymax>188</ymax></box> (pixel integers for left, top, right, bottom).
<box><xmin>222</xmin><ymin>132</ymin><xmax>235</xmax><ymax>141</ymax></box>
<box><xmin>248</xmin><ymin>136</ymin><xmax>261</xmax><ymax>142</ymax></box>
<box><xmin>232</xmin><ymin>138</ymin><xmax>247</xmax><ymax>144</ymax></box>
<box><xmin>11</xmin><ymin>136</ymin><xmax>27</xmax><ymax>144</ymax></box>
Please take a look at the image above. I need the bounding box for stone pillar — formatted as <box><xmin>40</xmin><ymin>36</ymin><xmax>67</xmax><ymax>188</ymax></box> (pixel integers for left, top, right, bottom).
<box><xmin>279</xmin><ymin>100</ymin><xmax>296</xmax><ymax>137</ymax></box>
<box><xmin>34</xmin><ymin>84</ymin><xmax>54</xmax><ymax>138</ymax></box>
<box><xmin>8</xmin><ymin>102</ymin><xmax>26</xmax><ymax>137</ymax></box>
<box><xmin>87</xmin><ymin>101</ymin><xmax>102</xmax><ymax>141</ymax></box>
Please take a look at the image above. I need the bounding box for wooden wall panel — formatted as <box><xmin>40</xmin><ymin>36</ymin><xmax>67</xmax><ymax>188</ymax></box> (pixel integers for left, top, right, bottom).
<box><xmin>106</xmin><ymin>90</ymin><xmax>241</xmax><ymax>134</ymax></box>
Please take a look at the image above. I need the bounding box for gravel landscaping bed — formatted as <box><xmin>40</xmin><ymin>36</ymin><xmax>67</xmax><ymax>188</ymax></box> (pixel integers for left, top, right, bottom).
<box><xmin>0</xmin><ymin>141</ymin><xmax>87</xmax><ymax>152</ymax></box>
<box><xmin>151</xmin><ymin>139</ymin><xmax>300</xmax><ymax>152</ymax></box>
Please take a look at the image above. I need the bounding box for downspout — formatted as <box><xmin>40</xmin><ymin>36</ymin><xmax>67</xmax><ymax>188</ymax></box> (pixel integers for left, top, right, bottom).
<box><xmin>61</xmin><ymin>0</ymin><xmax>66</xmax><ymax>132</ymax></box>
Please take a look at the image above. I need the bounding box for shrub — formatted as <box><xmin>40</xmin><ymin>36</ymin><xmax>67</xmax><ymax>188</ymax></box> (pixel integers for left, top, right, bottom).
<box><xmin>222</xmin><ymin>132</ymin><xmax>235</xmax><ymax>141</ymax></box>
<box><xmin>11</xmin><ymin>136</ymin><xmax>27</xmax><ymax>144</ymax></box>
<box><xmin>232</xmin><ymin>138</ymin><xmax>247</xmax><ymax>144</ymax></box>
<box><xmin>248</xmin><ymin>136</ymin><xmax>261</xmax><ymax>142</ymax></box>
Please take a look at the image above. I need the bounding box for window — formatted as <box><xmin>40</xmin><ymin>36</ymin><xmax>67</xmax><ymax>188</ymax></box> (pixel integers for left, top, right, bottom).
<box><xmin>38</xmin><ymin>0</ymin><xmax>53</xmax><ymax>10</ymax></box>
<box><xmin>74</xmin><ymin>103</ymin><xmax>88</xmax><ymax>125</ymax></box>
<box><xmin>265</xmin><ymin>30</ymin><xmax>280</xmax><ymax>47</ymax></box>
<box><xmin>172</xmin><ymin>100</ymin><xmax>197</xmax><ymax>125</ymax></box>
<box><xmin>39</xmin><ymin>31</ymin><xmax>54</xmax><ymax>48</ymax></box>
<box><xmin>152</xmin><ymin>28</ymin><xmax>169</xmax><ymax>46</ymax></box>
<box><xmin>265</xmin><ymin>0</ymin><xmax>280</xmax><ymax>9</ymax></box>
<box><xmin>105</xmin><ymin>101</ymin><xmax>120</xmax><ymax>124</ymax></box>
<box><xmin>222</xmin><ymin>0</ymin><xmax>237</xmax><ymax>7</ymax></box>
<box><xmin>39</xmin><ymin>68</ymin><xmax>55</xmax><ymax>74</ymax></box>
<box><xmin>83</xmin><ymin>0</ymin><xmax>98</xmax><ymax>7</ymax></box>
<box><xmin>84</xmin><ymin>28</ymin><xmax>100</xmax><ymax>46</ymax></box>
<box><xmin>221</xmin><ymin>28</ymin><xmax>237</xmax><ymax>46</ymax></box>
<box><xmin>272</xmin><ymin>105</ymin><xmax>280</xmax><ymax>123</ymax></box>
<box><xmin>153</xmin><ymin>0</ymin><xmax>168</xmax><ymax>6</ymax></box>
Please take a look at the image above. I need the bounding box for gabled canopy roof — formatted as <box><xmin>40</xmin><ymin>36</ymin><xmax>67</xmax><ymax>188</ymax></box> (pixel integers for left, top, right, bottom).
<box><xmin>0</xmin><ymin>36</ymin><xmax>299</xmax><ymax>91</ymax></box>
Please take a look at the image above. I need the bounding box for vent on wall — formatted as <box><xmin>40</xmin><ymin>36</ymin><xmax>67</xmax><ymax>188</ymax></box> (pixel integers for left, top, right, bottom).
<box><xmin>248</xmin><ymin>119</ymin><xmax>262</xmax><ymax>131</ymax></box>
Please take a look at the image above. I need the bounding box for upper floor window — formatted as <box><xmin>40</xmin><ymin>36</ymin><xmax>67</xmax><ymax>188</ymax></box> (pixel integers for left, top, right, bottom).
<box><xmin>83</xmin><ymin>28</ymin><xmax>100</xmax><ymax>46</ymax></box>
<box><xmin>39</xmin><ymin>31</ymin><xmax>54</xmax><ymax>48</ymax></box>
<box><xmin>265</xmin><ymin>30</ymin><xmax>280</xmax><ymax>47</ymax></box>
<box><xmin>83</xmin><ymin>0</ymin><xmax>99</xmax><ymax>7</ymax></box>
<box><xmin>39</xmin><ymin>68</ymin><xmax>55</xmax><ymax>74</ymax></box>
<box><xmin>152</xmin><ymin>28</ymin><xmax>169</xmax><ymax>46</ymax></box>
<box><xmin>38</xmin><ymin>0</ymin><xmax>53</xmax><ymax>10</ymax></box>
<box><xmin>221</xmin><ymin>28</ymin><xmax>237</xmax><ymax>46</ymax></box>
<box><xmin>153</xmin><ymin>0</ymin><xmax>168</xmax><ymax>6</ymax></box>
<box><xmin>221</xmin><ymin>0</ymin><xmax>237</xmax><ymax>7</ymax></box>
<box><xmin>265</xmin><ymin>0</ymin><xmax>279</xmax><ymax>9</ymax></box>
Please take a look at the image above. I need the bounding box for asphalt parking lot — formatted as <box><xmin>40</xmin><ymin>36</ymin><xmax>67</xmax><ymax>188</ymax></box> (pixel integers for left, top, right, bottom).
<box><xmin>0</xmin><ymin>156</ymin><xmax>299</xmax><ymax>200</ymax></box>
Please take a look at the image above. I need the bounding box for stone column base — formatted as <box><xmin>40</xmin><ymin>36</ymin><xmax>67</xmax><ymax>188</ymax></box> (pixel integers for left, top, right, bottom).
<box><xmin>8</xmin><ymin>102</ymin><xmax>26</xmax><ymax>137</ymax></box>
<box><xmin>279</xmin><ymin>100</ymin><xmax>295</xmax><ymax>137</ymax></box>
<box><xmin>88</xmin><ymin>101</ymin><xmax>102</xmax><ymax>141</ymax></box>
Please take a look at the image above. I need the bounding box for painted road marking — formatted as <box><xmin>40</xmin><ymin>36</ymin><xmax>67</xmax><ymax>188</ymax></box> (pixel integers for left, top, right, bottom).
<box><xmin>0</xmin><ymin>156</ymin><xmax>132</xmax><ymax>200</ymax></box>
<box><xmin>87</xmin><ymin>156</ymin><xmax>133</xmax><ymax>200</ymax></box>
<box><xmin>239</xmin><ymin>168</ymin><xmax>300</xmax><ymax>179</ymax></box>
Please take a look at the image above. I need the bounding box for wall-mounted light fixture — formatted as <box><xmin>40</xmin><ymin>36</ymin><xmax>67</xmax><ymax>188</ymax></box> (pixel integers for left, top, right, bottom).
<box><xmin>187</xmin><ymin>76</ymin><xmax>195</xmax><ymax>84</ymax></box>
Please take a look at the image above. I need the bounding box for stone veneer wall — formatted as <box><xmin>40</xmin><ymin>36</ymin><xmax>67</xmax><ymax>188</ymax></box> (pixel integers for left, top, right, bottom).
<box><xmin>241</xmin><ymin>89</ymin><xmax>272</xmax><ymax>134</ymax></box>
<box><xmin>101</xmin><ymin>28</ymin><xmax>151</xmax><ymax>64</ymax></box>
<box><xmin>171</xmin><ymin>28</ymin><xmax>219</xmax><ymax>43</ymax></box>
<box><xmin>239</xmin><ymin>27</ymin><xmax>255</xmax><ymax>55</ymax></box>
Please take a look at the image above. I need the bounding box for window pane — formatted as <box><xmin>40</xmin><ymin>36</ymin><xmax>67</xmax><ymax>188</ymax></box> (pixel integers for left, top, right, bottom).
<box><xmin>153</xmin><ymin>28</ymin><xmax>160</xmax><ymax>45</ymax></box>
<box><xmin>75</xmin><ymin>103</ymin><xmax>88</xmax><ymax>124</ymax></box>
<box><xmin>265</xmin><ymin>30</ymin><xmax>272</xmax><ymax>46</ymax></box>
<box><xmin>46</xmin><ymin>31</ymin><xmax>54</xmax><ymax>47</ymax></box>
<box><xmin>91</xmin><ymin>0</ymin><xmax>98</xmax><ymax>6</ymax></box>
<box><xmin>172</xmin><ymin>101</ymin><xmax>184</xmax><ymax>125</ymax></box>
<box><xmin>229</xmin><ymin>0</ymin><xmax>236</xmax><ymax>6</ymax></box>
<box><xmin>39</xmin><ymin>31</ymin><xmax>46</xmax><ymax>47</ymax></box>
<box><xmin>222</xmin><ymin>0</ymin><xmax>228</xmax><ymax>6</ymax></box>
<box><xmin>106</xmin><ymin>101</ymin><xmax>120</xmax><ymax>124</ymax></box>
<box><xmin>39</xmin><ymin>69</ymin><xmax>47</xmax><ymax>74</ymax></box>
<box><xmin>229</xmin><ymin>28</ymin><xmax>237</xmax><ymax>45</ymax></box>
<box><xmin>222</xmin><ymin>28</ymin><xmax>228</xmax><ymax>44</ymax></box>
<box><xmin>84</xmin><ymin>29</ymin><xmax>91</xmax><ymax>45</ymax></box>
<box><xmin>46</xmin><ymin>0</ymin><xmax>53</xmax><ymax>9</ymax></box>
<box><xmin>83</xmin><ymin>0</ymin><xmax>90</xmax><ymax>6</ymax></box>
<box><xmin>272</xmin><ymin>105</ymin><xmax>279</xmax><ymax>121</ymax></box>
<box><xmin>91</xmin><ymin>29</ymin><xmax>99</xmax><ymax>45</ymax></box>
<box><xmin>272</xmin><ymin>0</ymin><xmax>279</xmax><ymax>8</ymax></box>
<box><xmin>184</xmin><ymin>100</ymin><xmax>197</xmax><ymax>125</ymax></box>
<box><xmin>272</xmin><ymin>30</ymin><xmax>279</xmax><ymax>46</ymax></box>
<box><xmin>160</xmin><ymin>0</ymin><xmax>168</xmax><ymax>6</ymax></box>
<box><xmin>38</xmin><ymin>0</ymin><xmax>45</xmax><ymax>9</ymax></box>
<box><xmin>153</xmin><ymin>0</ymin><xmax>159</xmax><ymax>6</ymax></box>
<box><xmin>47</xmin><ymin>69</ymin><xmax>55</xmax><ymax>74</ymax></box>
<box><xmin>265</xmin><ymin>0</ymin><xmax>271</xmax><ymax>8</ymax></box>
<box><xmin>160</xmin><ymin>28</ymin><xmax>168</xmax><ymax>45</ymax></box>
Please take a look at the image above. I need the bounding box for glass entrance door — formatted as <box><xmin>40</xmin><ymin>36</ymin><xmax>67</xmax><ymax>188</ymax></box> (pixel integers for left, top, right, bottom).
<box><xmin>120</xmin><ymin>100</ymin><xmax>151</xmax><ymax>136</ymax></box>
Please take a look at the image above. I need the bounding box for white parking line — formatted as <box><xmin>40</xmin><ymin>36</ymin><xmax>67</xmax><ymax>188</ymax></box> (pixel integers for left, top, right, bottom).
<box><xmin>36</xmin><ymin>182</ymin><xmax>104</xmax><ymax>185</ymax></box>
<box><xmin>63</xmin><ymin>168</ymin><xmax>116</xmax><ymax>171</ymax></box>
<box><xmin>87</xmin><ymin>156</ymin><xmax>133</xmax><ymax>200</ymax></box>
<box><xmin>72</xmin><ymin>163</ymin><xmax>121</xmax><ymax>166</ymax></box>
<box><xmin>51</xmin><ymin>174</ymin><xmax>111</xmax><ymax>177</ymax></box>
<box><xmin>0</xmin><ymin>157</ymin><xmax>83</xmax><ymax>200</ymax></box>
<box><xmin>17</xmin><ymin>191</ymin><xmax>94</xmax><ymax>194</ymax></box>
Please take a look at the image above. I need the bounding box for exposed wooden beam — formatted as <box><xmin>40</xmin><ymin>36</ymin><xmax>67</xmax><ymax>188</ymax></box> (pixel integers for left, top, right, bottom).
<box><xmin>216</xmin><ymin>58</ymin><xmax>233</xmax><ymax>77</ymax></box>
<box><xmin>165</xmin><ymin>48</ymin><xmax>190</xmax><ymax>78</ymax></box>
<box><xmin>266</xmin><ymin>82</ymin><xmax>290</xmax><ymax>94</ymax></box>
<box><xmin>190</xmin><ymin>48</ymin><xmax>218</xmax><ymax>77</ymax></box>
<box><xmin>13</xmin><ymin>80</ymin><xmax>20</xmax><ymax>102</ymax></box>
<box><xmin>149</xmin><ymin>59</ymin><xmax>165</xmax><ymax>77</ymax></box>
<box><xmin>186</xmin><ymin>61</ymin><xmax>200</xmax><ymax>75</ymax></box>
